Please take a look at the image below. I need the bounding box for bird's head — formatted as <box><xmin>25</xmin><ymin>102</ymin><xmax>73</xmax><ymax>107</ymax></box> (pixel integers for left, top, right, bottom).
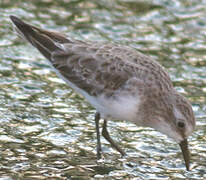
<box><xmin>146</xmin><ymin>90</ymin><xmax>195</xmax><ymax>170</ymax></box>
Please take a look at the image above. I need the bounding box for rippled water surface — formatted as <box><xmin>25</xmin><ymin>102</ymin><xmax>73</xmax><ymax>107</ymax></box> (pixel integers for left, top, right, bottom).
<box><xmin>0</xmin><ymin>0</ymin><xmax>206</xmax><ymax>179</ymax></box>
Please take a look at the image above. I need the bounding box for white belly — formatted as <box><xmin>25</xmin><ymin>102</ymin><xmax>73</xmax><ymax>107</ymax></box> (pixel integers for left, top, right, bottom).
<box><xmin>86</xmin><ymin>93</ymin><xmax>140</xmax><ymax>122</ymax></box>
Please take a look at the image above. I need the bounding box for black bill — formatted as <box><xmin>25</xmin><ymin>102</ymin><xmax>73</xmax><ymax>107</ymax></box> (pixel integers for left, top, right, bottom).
<box><xmin>179</xmin><ymin>139</ymin><xmax>190</xmax><ymax>171</ymax></box>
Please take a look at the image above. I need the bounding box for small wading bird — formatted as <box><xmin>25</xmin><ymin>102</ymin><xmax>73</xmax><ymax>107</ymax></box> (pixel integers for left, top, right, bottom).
<box><xmin>10</xmin><ymin>16</ymin><xmax>195</xmax><ymax>171</ymax></box>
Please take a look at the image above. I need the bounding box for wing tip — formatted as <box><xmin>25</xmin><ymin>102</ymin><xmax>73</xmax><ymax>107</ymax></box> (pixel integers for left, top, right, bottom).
<box><xmin>10</xmin><ymin>15</ymin><xmax>24</xmax><ymax>26</ymax></box>
<box><xmin>10</xmin><ymin>15</ymin><xmax>33</xmax><ymax>36</ymax></box>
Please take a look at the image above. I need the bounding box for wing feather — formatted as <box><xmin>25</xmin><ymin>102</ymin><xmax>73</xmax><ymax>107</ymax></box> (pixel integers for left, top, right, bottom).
<box><xmin>11</xmin><ymin>16</ymin><xmax>173</xmax><ymax>98</ymax></box>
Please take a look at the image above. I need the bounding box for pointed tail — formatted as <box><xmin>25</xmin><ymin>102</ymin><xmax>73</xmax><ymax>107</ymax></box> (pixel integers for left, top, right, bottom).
<box><xmin>10</xmin><ymin>15</ymin><xmax>70</xmax><ymax>60</ymax></box>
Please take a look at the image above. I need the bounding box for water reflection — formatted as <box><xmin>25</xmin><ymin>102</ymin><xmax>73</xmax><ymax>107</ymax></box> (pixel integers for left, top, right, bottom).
<box><xmin>0</xmin><ymin>0</ymin><xmax>206</xmax><ymax>179</ymax></box>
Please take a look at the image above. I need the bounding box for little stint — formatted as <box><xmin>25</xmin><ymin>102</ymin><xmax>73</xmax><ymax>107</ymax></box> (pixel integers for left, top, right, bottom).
<box><xmin>10</xmin><ymin>15</ymin><xmax>196</xmax><ymax>170</ymax></box>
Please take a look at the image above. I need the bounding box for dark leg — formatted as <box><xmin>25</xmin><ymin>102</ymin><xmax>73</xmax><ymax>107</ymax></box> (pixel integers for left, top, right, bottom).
<box><xmin>95</xmin><ymin>112</ymin><xmax>102</xmax><ymax>159</ymax></box>
<box><xmin>102</xmin><ymin>120</ymin><xmax>126</xmax><ymax>157</ymax></box>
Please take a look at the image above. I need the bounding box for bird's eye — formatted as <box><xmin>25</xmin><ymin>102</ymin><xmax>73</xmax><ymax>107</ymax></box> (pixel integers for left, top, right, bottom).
<box><xmin>177</xmin><ymin>121</ymin><xmax>185</xmax><ymax>128</ymax></box>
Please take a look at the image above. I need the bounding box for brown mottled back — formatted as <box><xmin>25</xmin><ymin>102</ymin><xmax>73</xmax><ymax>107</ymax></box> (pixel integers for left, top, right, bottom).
<box><xmin>52</xmin><ymin>42</ymin><xmax>173</xmax><ymax>97</ymax></box>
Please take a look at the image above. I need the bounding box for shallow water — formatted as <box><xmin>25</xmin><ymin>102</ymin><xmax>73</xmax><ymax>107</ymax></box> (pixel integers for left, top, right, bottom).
<box><xmin>0</xmin><ymin>0</ymin><xmax>206</xmax><ymax>179</ymax></box>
